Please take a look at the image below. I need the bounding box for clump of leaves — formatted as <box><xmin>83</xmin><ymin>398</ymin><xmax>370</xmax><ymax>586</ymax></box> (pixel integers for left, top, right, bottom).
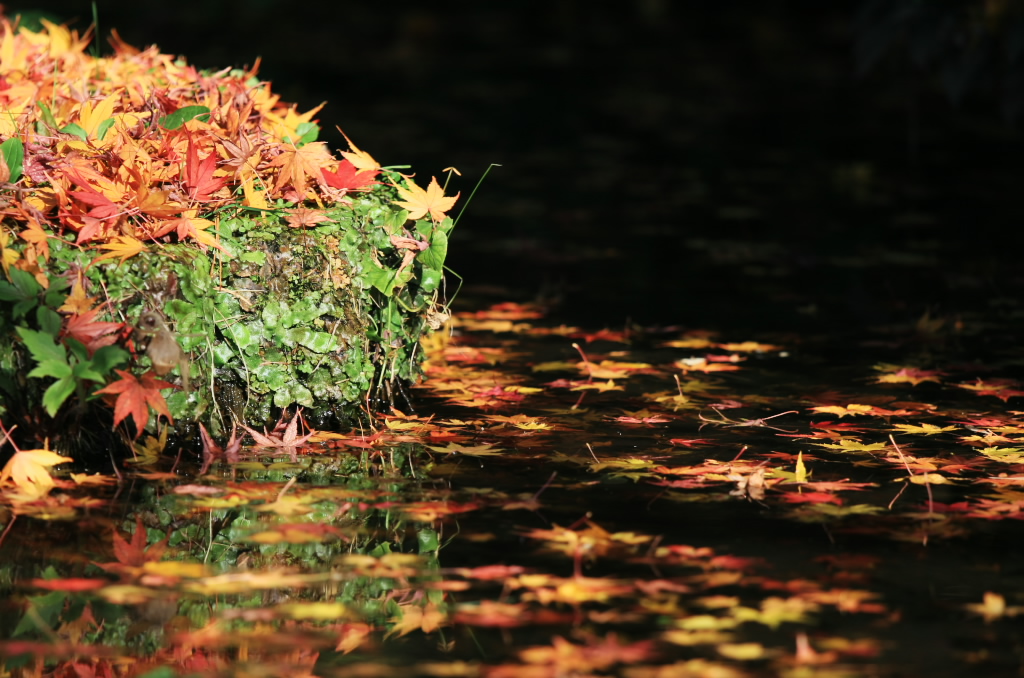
<box><xmin>0</xmin><ymin>17</ymin><xmax>458</xmax><ymax>448</ymax></box>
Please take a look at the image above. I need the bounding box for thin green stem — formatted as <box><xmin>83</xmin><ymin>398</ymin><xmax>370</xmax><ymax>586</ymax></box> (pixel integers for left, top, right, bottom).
<box><xmin>453</xmin><ymin>163</ymin><xmax>501</xmax><ymax>227</ymax></box>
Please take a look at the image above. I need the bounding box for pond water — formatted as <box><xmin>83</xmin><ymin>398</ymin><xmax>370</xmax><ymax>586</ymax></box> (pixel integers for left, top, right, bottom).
<box><xmin>2</xmin><ymin>288</ymin><xmax>1024</xmax><ymax>676</ymax></box>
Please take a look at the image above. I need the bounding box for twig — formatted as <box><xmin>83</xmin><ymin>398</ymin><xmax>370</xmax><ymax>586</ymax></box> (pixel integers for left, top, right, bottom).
<box><xmin>889</xmin><ymin>433</ymin><xmax>933</xmax><ymax>516</ymax></box>
<box><xmin>0</xmin><ymin>515</ymin><xmax>16</xmax><ymax>549</ymax></box>
<box><xmin>698</xmin><ymin>408</ymin><xmax>798</xmax><ymax>433</ymax></box>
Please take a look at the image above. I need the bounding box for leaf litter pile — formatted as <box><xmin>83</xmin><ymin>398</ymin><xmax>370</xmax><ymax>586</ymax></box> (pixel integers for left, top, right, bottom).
<box><xmin>1</xmin><ymin>287</ymin><xmax>1024</xmax><ymax>676</ymax></box>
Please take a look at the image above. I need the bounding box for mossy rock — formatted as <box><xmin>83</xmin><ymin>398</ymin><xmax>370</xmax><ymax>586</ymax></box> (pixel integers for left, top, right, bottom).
<box><xmin>0</xmin><ymin>18</ymin><xmax>456</xmax><ymax>450</ymax></box>
<box><xmin>87</xmin><ymin>197</ymin><xmax>451</xmax><ymax>438</ymax></box>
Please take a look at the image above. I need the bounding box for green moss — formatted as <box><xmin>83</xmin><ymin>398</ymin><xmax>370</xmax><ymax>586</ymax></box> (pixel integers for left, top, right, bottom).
<box><xmin>0</xmin><ymin>178</ymin><xmax>453</xmax><ymax>444</ymax></box>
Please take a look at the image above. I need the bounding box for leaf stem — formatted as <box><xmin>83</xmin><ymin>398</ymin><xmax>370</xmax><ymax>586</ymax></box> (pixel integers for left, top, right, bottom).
<box><xmin>453</xmin><ymin>163</ymin><xmax>501</xmax><ymax>226</ymax></box>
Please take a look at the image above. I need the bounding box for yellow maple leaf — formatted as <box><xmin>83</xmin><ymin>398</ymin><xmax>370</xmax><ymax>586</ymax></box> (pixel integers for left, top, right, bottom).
<box><xmin>337</xmin><ymin>129</ymin><xmax>380</xmax><ymax>172</ymax></box>
<box><xmin>813</xmin><ymin>439</ymin><xmax>889</xmax><ymax>452</ymax></box>
<box><xmin>571</xmin><ymin>379</ymin><xmax>624</xmax><ymax>392</ymax></box>
<box><xmin>809</xmin><ymin>404</ymin><xmax>874</xmax><ymax>417</ymax></box>
<box><xmin>426</xmin><ymin>442</ymin><xmax>503</xmax><ymax>457</ymax></box>
<box><xmin>891</xmin><ymin>423</ymin><xmax>957</xmax><ymax>435</ymax></box>
<box><xmin>75</xmin><ymin>91</ymin><xmax>119</xmax><ymax>139</ymax></box>
<box><xmin>0</xmin><ymin>230</ymin><xmax>20</xmax><ymax>277</ymax></box>
<box><xmin>93</xmin><ymin>235</ymin><xmax>147</xmax><ymax>266</ymax></box>
<box><xmin>240</xmin><ymin>174</ymin><xmax>268</xmax><ymax>210</ymax></box>
<box><xmin>795</xmin><ymin>451</ymin><xmax>808</xmax><ymax>483</ymax></box>
<box><xmin>156</xmin><ymin>211</ymin><xmax>225</xmax><ymax>253</ymax></box>
<box><xmin>662</xmin><ymin>337</ymin><xmax>714</xmax><ymax>349</ymax></box>
<box><xmin>0</xmin><ymin>446</ymin><xmax>73</xmax><ymax>495</ymax></box>
<box><xmin>717</xmin><ymin>341</ymin><xmax>782</xmax><ymax>352</ymax></box>
<box><xmin>386</xmin><ymin>603</ymin><xmax>447</xmax><ymax>638</ymax></box>
<box><xmin>908</xmin><ymin>473</ymin><xmax>951</xmax><ymax>485</ymax></box>
<box><xmin>58</xmin><ymin>282</ymin><xmax>97</xmax><ymax>314</ymax></box>
<box><xmin>393</xmin><ymin>176</ymin><xmax>459</xmax><ymax>222</ymax></box>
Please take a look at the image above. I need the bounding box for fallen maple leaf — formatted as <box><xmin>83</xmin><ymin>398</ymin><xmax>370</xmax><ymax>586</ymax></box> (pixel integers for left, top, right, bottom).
<box><xmin>57</xmin><ymin>282</ymin><xmax>97</xmax><ymax>314</ymax></box>
<box><xmin>62</xmin><ymin>308</ymin><xmax>123</xmax><ymax>355</ymax></box>
<box><xmin>716</xmin><ymin>341</ymin><xmax>782</xmax><ymax>352</ymax></box>
<box><xmin>94</xmin><ymin>369</ymin><xmax>174</xmax><ymax>437</ymax></box>
<box><xmin>0</xmin><ymin>444</ymin><xmax>73</xmax><ymax>495</ymax></box>
<box><xmin>809</xmin><ymin>404</ymin><xmax>875</xmax><ymax>417</ymax></box>
<box><xmin>393</xmin><ymin>175</ymin><xmax>459</xmax><ymax>222</ymax></box>
<box><xmin>182</xmin><ymin>133</ymin><xmax>227</xmax><ymax>202</ymax></box>
<box><xmin>812</xmin><ymin>439</ymin><xmax>889</xmax><ymax>452</ymax></box>
<box><xmin>268</xmin><ymin>141</ymin><xmax>334</xmax><ymax>196</ymax></box>
<box><xmin>427</xmin><ymin>442</ymin><xmax>504</xmax><ymax>457</ymax></box>
<box><xmin>285</xmin><ymin>207</ymin><xmax>331</xmax><ymax>229</ymax></box>
<box><xmin>891</xmin><ymin>423</ymin><xmax>958</xmax><ymax>435</ymax></box>
<box><xmin>387</xmin><ymin>602</ymin><xmax>448</xmax><ymax>638</ymax></box>
<box><xmin>240</xmin><ymin>409</ymin><xmax>315</xmax><ymax>461</ymax></box>
<box><xmin>109</xmin><ymin>515</ymin><xmax>168</xmax><ymax>568</ymax></box>
<box><xmin>337</xmin><ymin>129</ymin><xmax>381</xmax><ymax>172</ymax></box>
<box><xmin>321</xmin><ymin>158</ymin><xmax>379</xmax><ymax>192</ymax></box>
<box><xmin>92</xmin><ymin>236</ymin><xmax>147</xmax><ymax>266</ymax></box>
<box><xmin>873</xmin><ymin>365</ymin><xmax>943</xmax><ymax>386</ymax></box>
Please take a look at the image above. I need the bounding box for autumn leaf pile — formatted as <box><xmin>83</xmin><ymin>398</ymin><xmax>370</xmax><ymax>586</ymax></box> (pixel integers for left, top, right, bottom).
<box><xmin>0</xmin><ymin>17</ymin><xmax>460</xmax><ymax>452</ymax></box>
<box><xmin>0</xmin><ymin>18</ymin><xmax>456</xmax><ymax>261</ymax></box>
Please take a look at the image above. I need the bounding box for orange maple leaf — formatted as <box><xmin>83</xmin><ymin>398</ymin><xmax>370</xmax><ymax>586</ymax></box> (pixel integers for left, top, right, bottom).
<box><xmin>152</xmin><ymin>211</ymin><xmax>225</xmax><ymax>252</ymax></box>
<box><xmin>0</xmin><ymin>445</ymin><xmax>73</xmax><ymax>495</ymax></box>
<box><xmin>94</xmin><ymin>369</ymin><xmax>174</xmax><ymax>437</ymax></box>
<box><xmin>267</xmin><ymin>141</ymin><xmax>334</xmax><ymax>195</ymax></box>
<box><xmin>19</xmin><ymin>218</ymin><xmax>50</xmax><ymax>260</ymax></box>
<box><xmin>58</xmin><ymin>282</ymin><xmax>97</xmax><ymax>314</ymax></box>
<box><xmin>386</xmin><ymin>603</ymin><xmax>448</xmax><ymax>638</ymax></box>
<box><xmin>393</xmin><ymin>176</ymin><xmax>459</xmax><ymax>222</ymax></box>
<box><xmin>111</xmin><ymin>515</ymin><xmax>168</xmax><ymax>568</ymax></box>
<box><xmin>285</xmin><ymin>207</ymin><xmax>331</xmax><ymax>229</ymax></box>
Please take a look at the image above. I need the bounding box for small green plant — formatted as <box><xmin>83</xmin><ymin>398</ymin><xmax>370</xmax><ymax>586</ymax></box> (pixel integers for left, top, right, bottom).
<box><xmin>0</xmin><ymin>268</ymin><xmax>129</xmax><ymax>447</ymax></box>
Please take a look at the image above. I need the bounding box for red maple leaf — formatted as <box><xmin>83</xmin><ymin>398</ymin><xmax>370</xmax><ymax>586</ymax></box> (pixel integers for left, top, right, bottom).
<box><xmin>113</xmin><ymin>514</ymin><xmax>168</xmax><ymax>567</ymax></box>
<box><xmin>96</xmin><ymin>515</ymin><xmax>168</xmax><ymax>578</ymax></box>
<box><xmin>321</xmin><ymin>158</ymin><xmax>379</xmax><ymax>192</ymax></box>
<box><xmin>67</xmin><ymin>182</ymin><xmax>121</xmax><ymax>220</ymax></box>
<box><xmin>94</xmin><ymin>370</ymin><xmax>174</xmax><ymax>436</ymax></box>
<box><xmin>668</xmin><ymin>438</ymin><xmax>712</xmax><ymax>448</ymax></box>
<box><xmin>183</xmin><ymin>134</ymin><xmax>226</xmax><ymax>202</ymax></box>
<box><xmin>62</xmin><ymin>309</ymin><xmax>124</xmax><ymax>355</ymax></box>
<box><xmin>776</xmin><ymin>491</ymin><xmax>844</xmax><ymax>506</ymax></box>
<box><xmin>239</xmin><ymin>409</ymin><xmax>315</xmax><ymax>461</ymax></box>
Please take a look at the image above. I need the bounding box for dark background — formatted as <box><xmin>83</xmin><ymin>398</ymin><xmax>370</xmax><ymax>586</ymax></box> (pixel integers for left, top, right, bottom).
<box><xmin>8</xmin><ymin>1</ymin><xmax>1024</xmax><ymax>332</ymax></box>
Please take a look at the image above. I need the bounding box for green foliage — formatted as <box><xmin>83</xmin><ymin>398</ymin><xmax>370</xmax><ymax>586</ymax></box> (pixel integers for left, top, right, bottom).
<box><xmin>157</xmin><ymin>105</ymin><xmax>212</xmax><ymax>130</ymax></box>
<box><xmin>0</xmin><ymin>137</ymin><xmax>23</xmax><ymax>184</ymax></box>
<box><xmin>0</xmin><ymin>265</ymin><xmax>128</xmax><ymax>432</ymax></box>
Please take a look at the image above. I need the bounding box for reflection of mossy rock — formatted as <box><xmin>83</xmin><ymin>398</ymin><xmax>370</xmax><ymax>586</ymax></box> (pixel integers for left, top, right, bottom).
<box><xmin>91</xmin><ymin>192</ymin><xmax>452</xmax><ymax>437</ymax></box>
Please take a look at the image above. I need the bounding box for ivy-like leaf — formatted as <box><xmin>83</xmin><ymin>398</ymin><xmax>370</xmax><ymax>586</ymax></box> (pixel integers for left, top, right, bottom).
<box><xmin>0</xmin><ymin>136</ymin><xmax>24</xmax><ymax>184</ymax></box>
<box><xmin>159</xmin><ymin>105</ymin><xmax>211</xmax><ymax>130</ymax></box>
<box><xmin>42</xmin><ymin>376</ymin><xmax>76</xmax><ymax>416</ymax></box>
<box><xmin>16</xmin><ymin>327</ymin><xmax>66</xmax><ymax>365</ymax></box>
